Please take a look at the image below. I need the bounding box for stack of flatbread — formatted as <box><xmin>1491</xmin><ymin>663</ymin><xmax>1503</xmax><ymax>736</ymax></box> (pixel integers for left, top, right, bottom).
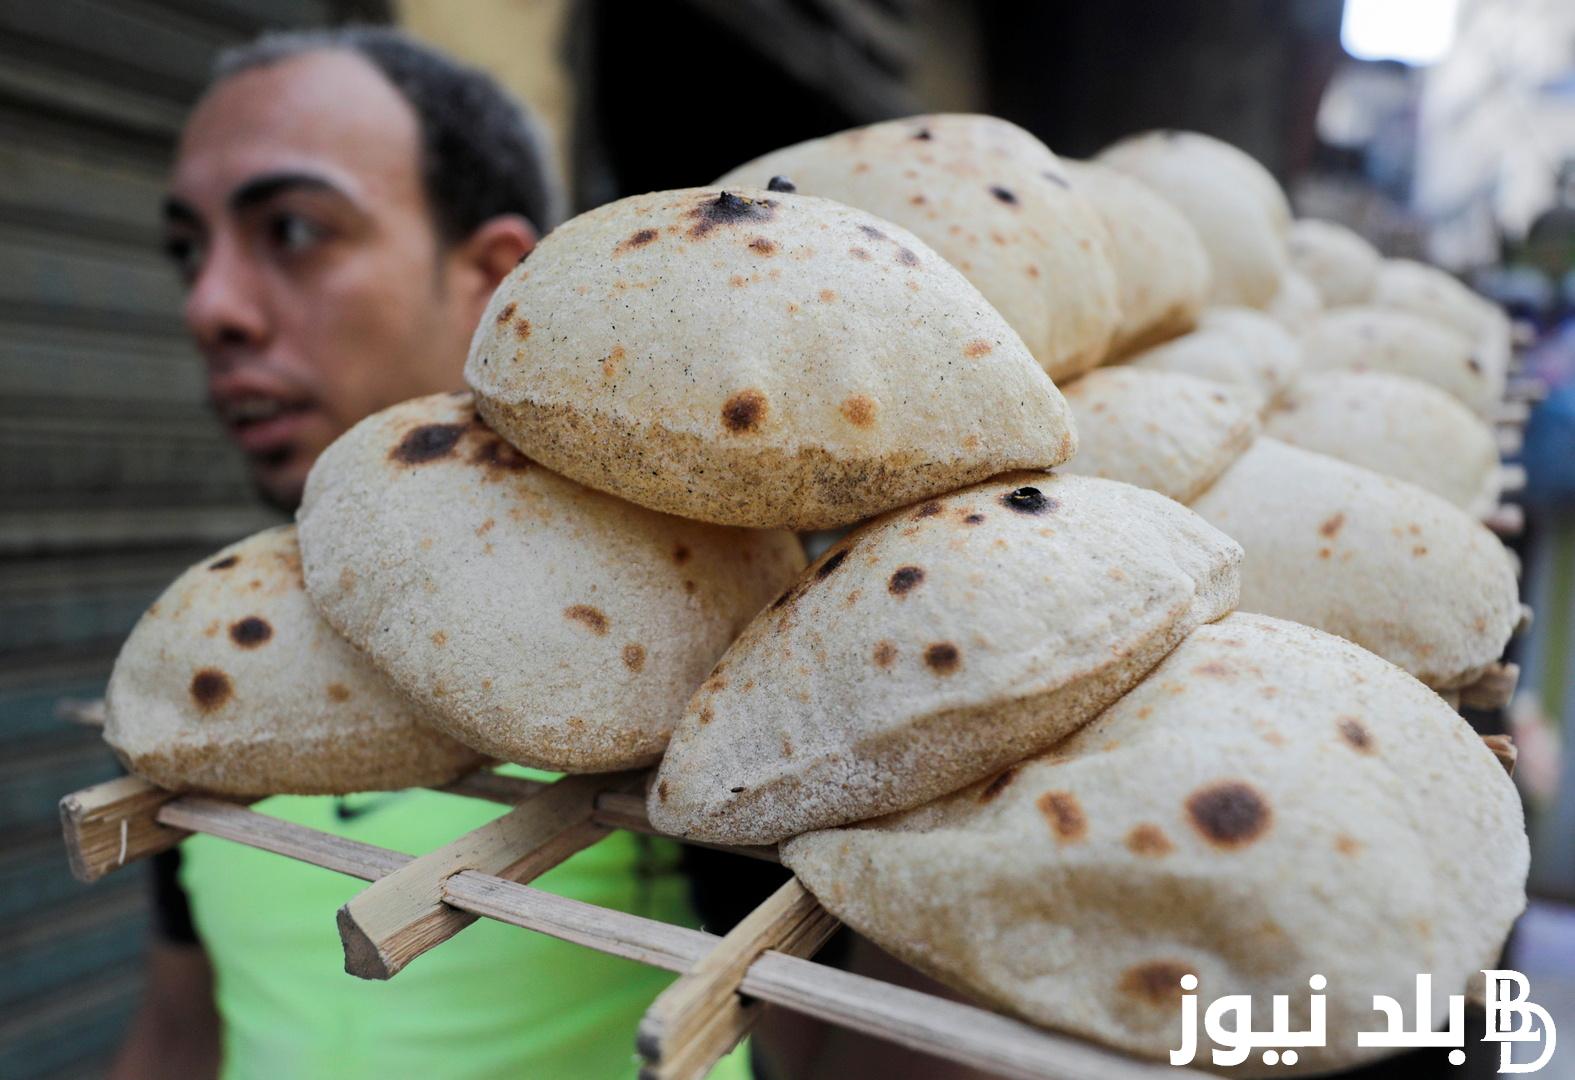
<box><xmin>99</xmin><ymin>111</ymin><xmax>1529</xmax><ymax>1075</ymax></box>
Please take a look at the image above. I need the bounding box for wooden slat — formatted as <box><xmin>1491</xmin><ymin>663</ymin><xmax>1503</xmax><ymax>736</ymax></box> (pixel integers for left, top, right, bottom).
<box><xmin>1458</xmin><ymin>662</ymin><xmax>1519</xmax><ymax>711</ymax></box>
<box><xmin>62</xmin><ymin>777</ymin><xmax>1195</xmax><ymax>1079</ymax></box>
<box><xmin>1516</xmin><ymin>603</ymin><xmax>1534</xmax><ymax>635</ymax></box>
<box><xmin>1483</xmin><ymin>734</ymin><xmax>1517</xmax><ymax>776</ymax></box>
<box><xmin>592</xmin><ymin>790</ymin><xmax>780</xmax><ymax>863</ymax></box>
<box><xmin>157</xmin><ymin>797</ymin><xmax>406</xmax><ymax>880</ymax></box>
<box><xmin>1496</xmin><ymin>425</ymin><xmax>1523</xmax><ymax>456</ymax></box>
<box><xmin>1498</xmin><ymin>464</ymin><xmax>1527</xmax><ymax>494</ymax></box>
<box><xmin>57</xmin><ymin>774</ymin><xmax>182</xmax><ymax>883</ymax></box>
<box><xmin>1504</xmin><ymin>377</ymin><xmax>1547</xmax><ymax>404</ymax></box>
<box><xmin>431</xmin><ymin>769</ymin><xmax>546</xmax><ymax>805</ymax></box>
<box><xmin>638</xmin><ymin>877</ymin><xmax>839</xmax><ymax>1080</ymax></box>
<box><xmin>1486</xmin><ymin>503</ymin><xmax>1524</xmax><ymax>538</ymax></box>
<box><xmin>337</xmin><ymin>772</ymin><xmax>637</xmax><ymax>980</ymax></box>
<box><xmin>1493</xmin><ymin>400</ymin><xmax>1531</xmax><ymax>426</ymax></box>
<box><xmin>441</xmin><ymin>873</ymin><xmax>1188</xmax><ymax>1080</ymax></box>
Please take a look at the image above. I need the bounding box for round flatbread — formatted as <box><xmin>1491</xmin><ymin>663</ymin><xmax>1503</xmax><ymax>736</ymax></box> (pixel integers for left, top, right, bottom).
<box><xmin>1264</xmin><ymin>267</ymin><xmax>1323</xmax><ymax>334</ymax></box>
<box><xmin>1191</xmin><ymin>438</ymin><xmax>1519</xmax><ymax>688</ymax></box>
<box><xmin>1064</xmin><ymin>160</ymin><xmax>1210</xmax><ymax>357</ymax></box>
<box><xmin>1124</xmin><ymin>306</ymin><xmax>1302</xmax><ymax>409</ymax></box>
<box><xmin>648</xmin><ymin>472</ymin><xmax>1242</xmax><ymax>845</ymax></box>
<box><xmin>1287</xmin><ymin>219</ymin><xmax>1380</xmax><ymax>307</ymax></box>
<box><xmin>1097</xmin><ymin>131</ymin><xmax>1288</xmax><ymax>308</ymax></box>
<box><xmin>1267</xmin><ymin>372</ymin><xmax>1501</xmax><ymax>518</ymax></box>
<box><xmin>297</xmin><ymin>393</ymin><xmax>806</xmax><ymax>772</ymax></box>
<box><xmin>716</xmin><ymin>114</ymin><xmax>1122</xmax><ymax>382</ymax></box>
<box><xmin>783</xmin><ymin>613</ymin><xmax>1527</xmax><ymax>1077</ymax></box>
<box><xmin>1301</xmin><ymin>306</ymin><xmax>1501</xmax><ymax>417</ymax></box>
<box><xmin>104</xmin><ymin>526</ymin><xmax>485</xmax><ymax>795</ymax></box>
<box><xmin>466</xmin><ymin>186</ymin><xmax>1076</xmax><ymax>530</ymax></box>
<box><xmin>1060</xmin><ymin>368</ymin><xmax>1261</xmax><ymax>503</ymax></box>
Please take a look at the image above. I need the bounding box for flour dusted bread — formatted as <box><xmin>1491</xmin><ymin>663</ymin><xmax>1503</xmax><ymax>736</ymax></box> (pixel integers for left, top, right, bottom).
<box><xmin>783</xmin><ymin>614</ymin><xmax>1528</xmax><ymax>1077</ymax></box>
<box><xmin>104</xmin><ymin>526</ymin><xmax>484</xmax><ymax>795</ymax></box>
<box><xmin>716</xmin><ymin>115</ymin><xmax>1121</xmax><ymax>381</ymax></box>
<box><xmin>1301</xmin><ymin>306</ymin><xmax>1501</xmax><ymax>416</ymax></box>
<box><xmin>297</xmin><ymin>393</ymin><xmax>805</xmax><ymax>771</ymax></box>
<box><xmin>1266</xmin><ymin>372</ymin><xmax>1501</xmax><ymax>518</ymax></box>
<box><xmin>1063</xmin><ymin>160</ymin><xmax>1210</xmax><ymax>356</ymax></box>
<box><xmin>1097</xmin><ymin>131</ymin><xmax>1288</xmax><ymax>307</ymax></box>
<box><xmin>647</xmin><ymin>472</ymin><xmax>1241</xmax><ymax>845</ymax></box>
<box><xmin>1287</xmin><ymin>219</ymin><xmax>1380</xmax><ymax>307</ymax></box>
<box><xmin>466</xmin><ymin>186</ymin><xmax>1075</xmax><ymax>529</ymax></box>
<box><xmin>1060</xmin><ymin>368</ymin><xmax>1260</xmax><ymax>503</ymax></box>
<box><xmin>1124</xmin><ymin>306</ymin><xmax>1302</xmax><ymax>408</ymax></box>
<box><xmin>1192</xmin><ymin>439</ymin><xmax>1519</xmax><ymax>688</ymax></box>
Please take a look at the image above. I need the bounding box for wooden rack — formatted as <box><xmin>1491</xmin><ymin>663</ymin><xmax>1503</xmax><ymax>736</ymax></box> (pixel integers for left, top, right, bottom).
<box><xmin>59</xmin><ymin>769</ymin><xmax>1199</xmax><ymax>1080</ymax></box>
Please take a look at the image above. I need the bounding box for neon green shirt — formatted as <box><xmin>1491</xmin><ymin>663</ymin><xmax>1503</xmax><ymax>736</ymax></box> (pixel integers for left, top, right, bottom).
<box><xmin>178</xmin><ymin>770</ymin><xmax>750</xmax><ymax>1079</ymax></box>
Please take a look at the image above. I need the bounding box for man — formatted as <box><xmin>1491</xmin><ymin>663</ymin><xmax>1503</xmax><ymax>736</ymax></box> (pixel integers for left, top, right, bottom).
<box><xmin>111</xmin><ymin>28</ymin><xmax>746</xmax><ymax>1080</ymax></box>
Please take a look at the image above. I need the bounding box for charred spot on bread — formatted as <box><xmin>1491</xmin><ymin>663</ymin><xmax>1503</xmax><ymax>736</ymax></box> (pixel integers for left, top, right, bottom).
<box><xmin>1338</xmin><ymin>716</ymin><xmax>1375</xmax><ymax>753</ymax></box>
<box><xmin>888</xmin><ymin>566</ymin><xmax>924</xmax><ymax>595</ymax></box>
<box><xmin>721</xmin><ymin>389</ymin><xmax>767</xmax><ymax>434</ymax></box>
<box><xmin>208</xmin><ymin>555</ymin><xmax>239</xmax><ymax>571</ymax></box>
<box><xmin>1186</xmin><ymin>781</ymin><xmax>1271</xmax><ymax>848</ymax></box>
<box><xmin>1037</xmin><ymin>790</ymin><xmax>1087</xmax><ymax>842</ymax></box>
<box><xmin>190</xmin><ymin>668</ymin><xmax>233</xmax><ymax>712</ymax></box>
<box><xmin>392</xmin><ymin>423</ymin><xmax>465</xmax><ymax>465</ymax></box>
<box><xmin>688</xmin><ymin>191</ymin><xmax>777</xmax><ymax>238</ymax></box>
<box><xmin>1003</xmin><ymin>486</ymin><xmax>1055</xmax><ymax>514</ymax></box>
<box><xmin>1118</xmin><ymin>961</ymin><xmax>1194</xmax><ymax>1007</ymax></box>
<box><xmin>471</xmin><ymin>437</ymin><xmax>530</xmax><ymax>474</ymax></box>
<box><xmin>978</xmin><ymin>766</ymin><xmax>1018</xmax><ymax>803</ymax></box>
<box><xmin>911</xmin><ymin>126</ymin><xmax>932</xmax><ymax>140</ymax></box>
<box><xmin>923</xmin><ymin>642</ymin><xmax>960</xmax><ymax>674</ymax></box>
<box><xmin>228</xmin><ymin>617</ymin><xmax>272</xmax><ymax>648</ymax></box>
<box><xmin>989</xmin><ymin>185</ymin><xmax>1018</xmax><ymax>205</ymax></box>
<box><xmin>563</xmin><ymin>604</ymin><xmax>609</xmax><ymax>635</ymax></box>
<box><xmin>815</xmin><ymin>548</ymin><xmax>849</xmax><ymax>580</ymax></box>
<box><xmin>767</xmin><ymin>175</ymin><xmax>796</xmax><ymax>193</ymax></box>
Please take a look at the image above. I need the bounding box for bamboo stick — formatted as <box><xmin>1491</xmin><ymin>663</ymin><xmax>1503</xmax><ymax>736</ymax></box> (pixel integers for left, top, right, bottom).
<box><xmin>1458</xmin><ymin>662</ymin><xmax>1519</xmax><ymax>711</ymax></box>
<box><xmin>1498</xmin><ymin>464</ymin><xmax>1527</xmax><ymax>494</ymax></box>
<box><xmin>637</xmin><ymin>878</ymin><xmax>839</xmax><ymax>1079</ymax></box>
<box><xmin>1485</xmin><ymin>503</ymin><xmax>1524</xmax><ymax>538</ymax></box>
<box><xmin>337</xmin><ymin>772</ymin><xmax>638</xmax><ymax>979</ymax></box>
<box><xmin>60</xmin><ymin>775</ymin><xmax>186</xmax><ymax>883</ymax></box>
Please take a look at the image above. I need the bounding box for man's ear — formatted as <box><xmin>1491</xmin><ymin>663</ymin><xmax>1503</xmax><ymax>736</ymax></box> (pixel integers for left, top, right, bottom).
<box><xmin>455</xmin><ymin>214</ymin><xmax>538</xmax><ymax>298</ymax></box>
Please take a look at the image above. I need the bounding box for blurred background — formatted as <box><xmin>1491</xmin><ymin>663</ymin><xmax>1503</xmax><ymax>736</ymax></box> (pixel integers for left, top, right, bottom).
<box><xmin>0</xmin><ymin>0</ymin><xmax>1571</xmax><ymax>1076</ymax></box>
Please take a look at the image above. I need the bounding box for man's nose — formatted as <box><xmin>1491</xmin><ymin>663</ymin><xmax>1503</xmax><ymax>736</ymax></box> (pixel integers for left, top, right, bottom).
<box><xmin>183</xmin><ymin>238</ymin><xmax>269</xmax><ymax>361</ymax></box>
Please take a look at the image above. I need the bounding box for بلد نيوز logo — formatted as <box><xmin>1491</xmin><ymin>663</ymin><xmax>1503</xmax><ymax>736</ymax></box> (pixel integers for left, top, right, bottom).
<box><xmin>1169</xmin><ymin>970</ymin><xmax>1556</xmax><ymax>1071</ymax></box>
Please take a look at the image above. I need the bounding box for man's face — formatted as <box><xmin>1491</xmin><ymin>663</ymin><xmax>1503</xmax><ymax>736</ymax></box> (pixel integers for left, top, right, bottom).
<box><xmin>165</xmin><ymin>50</ymin><xmax>475</xmax><ymax>510</ymax></box>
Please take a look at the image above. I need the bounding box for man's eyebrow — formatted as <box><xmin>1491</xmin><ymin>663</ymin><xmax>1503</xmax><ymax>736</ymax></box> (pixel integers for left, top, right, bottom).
<box><xmin>228</xmin><ymin>171</ymin><xmax>356</xmax><ymax>213</ymax></box>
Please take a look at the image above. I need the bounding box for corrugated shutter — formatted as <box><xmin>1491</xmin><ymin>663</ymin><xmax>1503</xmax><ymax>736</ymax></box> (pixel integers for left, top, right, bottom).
<box><xmin>0</xmin><ymin>3</ymin><xmax>349</xmax><ymax>1075</ymax></box>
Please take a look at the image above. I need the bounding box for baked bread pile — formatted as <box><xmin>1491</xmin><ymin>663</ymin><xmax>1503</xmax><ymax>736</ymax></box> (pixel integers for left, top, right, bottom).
<box><xmin>103</xmin><ymin>114</ymin><xmax>1528</xmax><ymax>1075</ymax></box>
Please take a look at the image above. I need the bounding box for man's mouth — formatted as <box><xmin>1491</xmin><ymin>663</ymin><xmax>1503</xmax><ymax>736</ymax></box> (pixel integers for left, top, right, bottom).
<box><xmin>214</xmin><ymin>394</ymin><xmax>315</xmax><ymax>457</ymax></box>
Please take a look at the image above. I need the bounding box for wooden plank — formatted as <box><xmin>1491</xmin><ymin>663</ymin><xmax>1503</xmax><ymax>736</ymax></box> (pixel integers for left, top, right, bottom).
<box><xmin>73</xmin><ymin>779</ymin><xmax>1194</xmax><ymax>1079</ymax></box>
<box><xmin>1516</xmin><ymin>603</ymin><xmax>1534</xmax><ymax>635</ymax></box>
<box><xmin>157</xmin><ymin>797</ymin><xmax>405</xmax><ymax>880</ymax></box>
<box><xmin>1458</xmin><ymin>661</ymin><xmax>1519</xmax><ymax>711</ymax></box>
<box><xmin>57</xmin><ymin>774</ymin><xmax>181</xmax><ymax>883</ymax></box>
<box><xmin>1493</xmin><ymin>400</ymin><xmax>1531</xmax><ymax>426</ymax></box>
<box><xmin>1504</xmin><ymin>377</ymin><xmax>1547</xmax><ymax>404</ymax></box>
<box><xmin>592</xmin><ymin>790</ymin><xmax>779</xmax><ymax>862</ymax></box>
<box><xmin>1496</xmin><ymin>425</ymin><xmax>1523</xmax><ymax>456</ymax></box>
<box><xmin>638</xmin><ymin>877</ymin><xmax>839</xmax><ymax>1080</ymax></box>
<box><xmin>431</xmin><ymin>769</ymin><xmax>547</xmax><ymax>805</ymax></box>
<box><xmin>1483</xmin><ymin>734</ymin><xmax>1517</xmax><ymax>776</ymax></box>
<box><xmin>337</xmin><ymin>772</ymin><xmax>638</xmax><ymax>980</ymax></box>
<box><xmin>441</xmin><ymin>872</ymin><xmax>1191</xmax><ymax>1080</ymax></box>
<box><xmin>1499</xmin><ymin>464</ymin><xmax>1527</xmax><ymax>494</ymax></box>
<box><xmin>1486</xmin><ymin>503</ymin><xmax>1524</xmax><ymax>538</ymax></box>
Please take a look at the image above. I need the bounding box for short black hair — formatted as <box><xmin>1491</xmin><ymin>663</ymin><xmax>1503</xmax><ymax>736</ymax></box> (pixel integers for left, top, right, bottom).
<box><xmin>213</xmin><ymin>26</ymin><xmax>564</xmax><ymax>241</ymax></box>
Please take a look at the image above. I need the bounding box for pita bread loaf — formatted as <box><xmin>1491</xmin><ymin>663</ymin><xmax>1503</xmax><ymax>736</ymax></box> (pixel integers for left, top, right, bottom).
<box><xmin>1063</xmin><ymin>160</ymin><xmax>1210</xmax><ymax>357</ymax></box>
<box><xmin>466</xmin><ymin>186</ymin><xmax>1075</xmax><ymax>530</ymax></box>
<box><xmin>297</xmin><ymin>393</ymin><xmax>805</xmax><ymax>772</ymax></box>
<box><xmin>1097</xmin><ymin>131</ymin><xmax>1288</xmax><ymax>308</ymax></box>
<box><xmin>1301</xmin><ymin>306</ymin><xmax>1502</xmax><ymax>417</ymax></box>
<box><xmin>1287</xmin><ymin>219</ymin><xmax>1380</xmax><ymax>307</ymax></box>
<box><xmin>104</xmin><ymin>526</ymin><xmax>484</xmax><ymax>795</ymax></box>
<box><xmin>715</xmin><ymin>115</ymin><xmax>1121</xmax><ymax>382</ymax></box>
<box><xmin>783</xmin><ymin>613</ymin><xmax>1528</xmax><ymax>1077</ymax></box>
<box><xmin>1264</xmin><ymin>268</ymin><xmax>1323</xmax><ymax>334</ymax></box>
<box><xmin>1191</xmin><ymin>438</ymin><xmax>1518</xmax><ymax>688</ymax></box>
<box><xmin>1124</xmin><ymin>306</ymin><xmax>1302</xmax><ymax>409</ymax></box>
<box><xmin>648</xmin><ymin>472</ymin><xmax>1242</xmax><ymax>845</ymax></box>
<box><xmin>1266</xmin><ymin>372</ymin><xmax>1501</xmax><ymax>518</ymax></box>
<box><xmin>1060</xmin><ymin>368</ymin><xmax>1260</xmax><ymax>503</ymax></box>
<box><xmin>1371</xmin><ymin>257</ymin><xmax>1501</xmax><ymax>342</ymax></box>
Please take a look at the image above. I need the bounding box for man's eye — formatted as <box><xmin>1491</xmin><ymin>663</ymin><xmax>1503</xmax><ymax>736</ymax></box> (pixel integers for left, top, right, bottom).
<box><xmin>269</xmin><ymin>213</ymin><xmax>323</xmax><ymax>253</ymax></box>
<box><xmin>163</xmin><ymin>236</ymin><xmax>202</xmax><ymax>282</ymax></box>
